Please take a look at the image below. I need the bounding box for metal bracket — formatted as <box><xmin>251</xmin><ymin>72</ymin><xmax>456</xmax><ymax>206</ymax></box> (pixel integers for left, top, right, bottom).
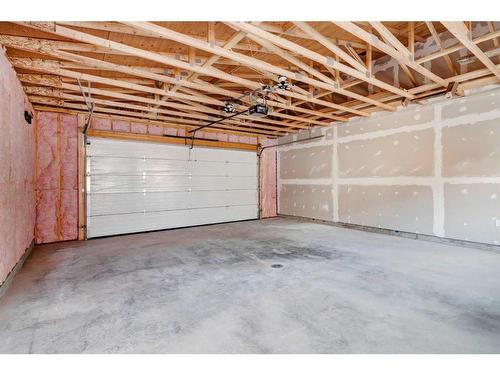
<box><xmin>189</xmin><ymin>130</ymin><xmax>196</xmax><ymax>149</ymax></box>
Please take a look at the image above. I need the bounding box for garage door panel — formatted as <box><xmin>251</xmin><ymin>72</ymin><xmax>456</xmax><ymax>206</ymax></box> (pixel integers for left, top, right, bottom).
<box><xmin>89</xmin><ymin>190</ymin><xmax>258</xmax><ymax>216</ymax></box>
<box><xmin>192</xmin><ymin>147</ymin><xmax>256</xmax><ymax>163</ymax></box>
<box><xmin>89</xmin><ymin>157</ymin><xmax>256</xmax><ymax>177</ymax></box>
<box><xmin>89</xmin><ymin>175</ymin><xmax>257</xmax><ymax>193</ymax></box>
<box><xmin>89</xmin><ymin>157</ymin><xmax>191</xmax><ymax>175</ymax></box>
<box><xmin>87</xmin><ymin>205</ymin><xmax>257</xmax><ymax>238</ymax></box>
<box><xmin>86</xmin><ymin>137</ymin><xmax>258</xmax><ymax>238</ymax></box>
<box><xmin>87</xmin><ymin>138</ymin><xmax>190</xmax><ymax>159</ymax></box>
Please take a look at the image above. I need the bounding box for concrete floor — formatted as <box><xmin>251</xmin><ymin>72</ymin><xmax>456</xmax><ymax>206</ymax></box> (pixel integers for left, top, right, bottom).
<box><xmin>1</xmin><ymin>217</ymin><xmax>499</xmax><ymax>353</ymax></box>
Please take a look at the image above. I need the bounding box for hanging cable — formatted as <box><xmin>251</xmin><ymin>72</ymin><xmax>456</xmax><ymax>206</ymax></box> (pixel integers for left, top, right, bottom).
<box><xmin>77</xmin><ymin>78</ymin><xmax>95</xmax><ymax>134</ymax></box>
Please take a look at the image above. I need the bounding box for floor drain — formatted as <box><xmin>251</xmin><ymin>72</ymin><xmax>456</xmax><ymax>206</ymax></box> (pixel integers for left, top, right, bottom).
<box><xmin>271</xmin><ymin>264</ymin><xmax>284</xmax><ymax>268</ymax></box>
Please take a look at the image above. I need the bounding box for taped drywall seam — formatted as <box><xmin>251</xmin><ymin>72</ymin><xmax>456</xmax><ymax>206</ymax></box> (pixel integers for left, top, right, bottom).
<box><xmin>332</xmin><ymin>124</ymin><xmax>339</xmax><ymax>222</ymax></box>
<box><xmin>440</xmin><ymin>107</ymin><xmax>500</xmax><ymax>129</ymax></box>
<box><xmin>433</xmin><ymin>103</ymin><xmax>445</xmax><ymax>237</ymax></box>
<box><xmin>335</xmin><ymin>176</ymin><xmax>500</xmax><ymax>186</ymax></box>
<box><xmin>280</xmin><ymin>178</ymin><xmax>332</xmax><ymax>185</ymax></box>
<box><xmin>337</xmin><ymin>177</ymin><xmax>433</xmax><ymax>186</ymax></box>
<box><xmin>337</xmin><ymin>120</ymin><xmax>435</xmax><ymax>143</ymax></box>
<box><xmin>276</xmin><ymin>145</ymin><xmax>281</xmax><ymax>214</ymax></box>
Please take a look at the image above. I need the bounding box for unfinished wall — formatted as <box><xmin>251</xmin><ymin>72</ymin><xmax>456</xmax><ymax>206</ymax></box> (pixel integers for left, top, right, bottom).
<box><xmin>278</xmin><ymin>85</ymin><xmax>500</xmax><ymax>246</ymax></box>
<box><xmin>89</xmin><ymin>116</ymin><xmax>258</xmax><ymax>145</ymax></box>
<box><xmin>0</xmin><ymin>47</ymin><xmax>36</xmax><ymax>285</ymax></box>
<box><xmin>259</xmin><ymin>138</ymin><xmax>277</xmax><ymax>218</ymax></box>
<box><xmin>34</xmin><ymin>112</ymin><xmax>273</xmax><ymax>244</ymax></box>
<box><xmin>35</xmin><ymin>112</ymin><xmax>78</xmax><ymax>244</ymax></box>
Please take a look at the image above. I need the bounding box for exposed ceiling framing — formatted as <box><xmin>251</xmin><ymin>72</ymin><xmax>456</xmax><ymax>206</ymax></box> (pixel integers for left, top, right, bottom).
<box><xmin>1</xmin><ymin>21</ymin><xmax>499</xmax><ymax>137</ymax></box>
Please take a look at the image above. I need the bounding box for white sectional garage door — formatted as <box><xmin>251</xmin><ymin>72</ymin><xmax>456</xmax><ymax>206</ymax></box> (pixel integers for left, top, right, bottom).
<box><xmin>86</xmin><ymin>137</ymin><xmax>258</xmax><ymax>238</ymax></box>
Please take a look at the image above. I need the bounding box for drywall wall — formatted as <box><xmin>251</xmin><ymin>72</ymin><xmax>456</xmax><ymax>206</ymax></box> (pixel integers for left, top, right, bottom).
<box><xmin>277</xmin><ymin>85</ymin><xmax>500</xmax><ymax>245</ymax></box>
<box><xmin>0</xmin><ymin>47</ymin><xmax>35</xmax><ymax>285</ymax></box>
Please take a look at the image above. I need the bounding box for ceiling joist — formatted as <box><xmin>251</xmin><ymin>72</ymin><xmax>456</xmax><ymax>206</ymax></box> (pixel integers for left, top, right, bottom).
<box><xmin>0</xmin><ymin>21</ymin><xmax>498</xmax><ymax>137</ymax></box>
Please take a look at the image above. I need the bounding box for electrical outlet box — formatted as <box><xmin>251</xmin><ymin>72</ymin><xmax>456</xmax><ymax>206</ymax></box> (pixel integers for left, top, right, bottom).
<box><xmin>496</xmin><ymin>219</ymin><xmax>500</xmax><ymax>227</ymax></box>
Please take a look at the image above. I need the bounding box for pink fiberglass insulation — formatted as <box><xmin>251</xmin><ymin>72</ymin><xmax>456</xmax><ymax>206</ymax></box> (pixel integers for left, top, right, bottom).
<box><xmin>35</xmin><ymin>189</ymin><xmax>58</xmax><ymax>244</ymax></box>
<box><xmin>163</xmin><ymin>127</ymin><xmax>178</xmax><ymax>136</ymax></box>
<box><xmin>36</xmin><ymin>112</ymin><xmax>58</xmax><ymax>190</ymax></box>
<box><xmin>35</xmin><ymin>112</ymin><xmax>58</xmax><ymax>244</ymax></box>
<box><xmin>60</xmin><ymin>189</ymin><xmax>78</xmax><ymax>241</ymax></box>
<box><xmin>259</xmin><ymin>138</ymin><xmax>277</xmax><ymax>218</ymax></box>
<box><xmin>131</xmin><ymin>122</ymin><xmax>147</xmax><ymax>134</ymax></box>
<box><xmin>88</xmin><ymin>116</ymin><xmax>260</xmax><ymax>146</ymax></box>
<box><xmin>60</xmin><ymin>115</ymin><xmax>78</xmax><ymax>190</ymax></box>
<box><xmin>111</xmin><ymin>119</ymin><xmax>130</xmax><ymax>132</ymax></box>
<box><xmin>238</xmin><ymin>136</ymin><xmax>257</xmax><ymax>145</ymax></box>
<box><xmin>0</xmin><ymin>47</ymin><xmax>36</xmax><ymax>285</ymax></box>
<box><xmin>35</xmin><ymin>112</ymin><xmax>78</xmax><ymax>244</ymax></box>
<box><xmin>91</xmin><ymin>117</ymin><xmax>111</xmax><ymax>131</ymax></box>
<box><xmin>217</xmin><ymin>133</ymin><xmax>229</xmax><ymax>142</ymax></box>
<box><xmin>148</xmin><ymin>124</ymin><xmax>164</xmax><ymax>135</ymax></box>
<box><xmin>60</xmin><ymin>114</ymin><xmax>78</xmax><ymax>241</ymax></box>
<box><xmin>201</xmin><ymin>131</ymin><xmax>218</xmax><ymax>140</ymax></box>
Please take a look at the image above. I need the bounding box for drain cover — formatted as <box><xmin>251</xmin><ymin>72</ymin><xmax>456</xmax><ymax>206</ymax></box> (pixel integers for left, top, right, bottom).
<box><xmin>271</xmin><ymin>264</ymin><xmax>284</xmax><ymax>268</ymax></box>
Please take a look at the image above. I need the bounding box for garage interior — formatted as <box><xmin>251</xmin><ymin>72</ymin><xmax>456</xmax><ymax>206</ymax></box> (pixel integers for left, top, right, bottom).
<box><xmin>0</xmin><ymin>21</ymin><xmax>500</xmax><ymax>353</ymax></box>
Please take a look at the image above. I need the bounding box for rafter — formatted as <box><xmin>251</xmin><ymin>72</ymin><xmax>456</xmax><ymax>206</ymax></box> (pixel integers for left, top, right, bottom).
<box><xmin>227</xmin><ymin>22</ymin><xmax>411</xmax><ymax>102</ymax></box>
<box><xmin>30</xmin><ymin>96</ymin><xmax>281</xmax><ymax>136</ymax></box>
<box><xmin>125</xmin><ymin>21</ymin><xmax>399</xmax><ymax>111</ymax></box>
<box><xmin>18</xmin><ymin>73</ymin><xmax>329</xmax><ymax>132</ymax></box>
<box><xmin>292</xmin><ymin>22</ymin><xmax>367</xmax><ymax>72</ymax></box>
<box><xmin>416</xmin><ymin>28</ymin><xmax>500</xmax><ymax>64</ymax></box>
<box><xmin>3</xmin><ymin>20</ymin><xmax>500</xmax><ymax>138</ymax></box>
<box><xmin>2</xmin><ymin>35</ymin><xmax>348</xmax><ymax>124</ymax></box>
<box><xmin>12</xmin><ymin>24</ymin><xmax>361</xmax><ymax>118</ymax></box>
<box><xmin>425</xmin><ymin>22</ymin><xmax>457</xmax><ymax>75</ymax></box>
<box><xmin>442</xmin><ymin>21</ymin><xmax>500</xmax><ymax>81</ymax></box>
<box><xmin>233</xmin><ymin>27</ymin><xmax>340</xmax><ymax>88</ymax></box>
<box><xmin>25</xmin><ymin>87</ymin><xmax>291</xmax><ymax>134</ymax></box>
<box><xmin>334</xmin><ymin>21</ymin><xmax>447</xmax><ymax>87</ymax></box>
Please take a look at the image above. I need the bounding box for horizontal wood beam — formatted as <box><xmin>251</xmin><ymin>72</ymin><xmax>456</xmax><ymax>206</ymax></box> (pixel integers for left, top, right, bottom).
<box><xmin>125</xmin><ymin>22</ymin><xmax>384</xmax><ymax>112</ymax></box>
<box><xmin>415</xmin><ymin>28</ymin><xmax>500</xmax><ymax>64</ymax></box>
<box><xmin>20</xmin><ymin>76</ymin><xmax>311</xmax><ymax>132</ymax></box>
<box><xmin>425</xmin><ymin>21</ymin><xmax>457</xmax><ymax>75</ymax></box>
<box><xmin>293</xmin><ymin>22</ymin><xmax>367</xmax><ymax>72</ymax></box>
<box><xmin>0</xmin><ymin>35</ymin><xmax>342</xmax><ymax>122</ymax></box>
<box><xmin>29</xmin><ymin>96</ymin><xmax>283</xmax><ymax>136</ymax></box>
<box><xmin>8</xmin><ymin>26</ymin><xmax>357</xmax><ymax>118</ymax></box>
<box><xmin>334</xmin><ymin>21</ymin><xmax>447</xmax><ymax>87</ymax></box>
<box><xmin>442</xmin><ymin>21</ymin><xmax>500</xmax><ymax>80</ymax></box>
<box><xmin>258</xmin><ymin>22</ymin><xmax>366</xmax><ymax>49</ymax></box>
<box><xmin>24</xmin><ymin>86</ymin><xmax>293</xmax><ymax>133</ymax></box>
<box><xmin>227</xmin><ymin>22</ymin><xmax>411</xmax><ymax>103</ymax></box>
<box><xmin>86</xmin><ymin>129</ymin><xmax>259</xmax><ymax>151</ymax></box>
<box><xmin>11</xmin><ymin>57</ymin><xmax>333</xmax><ymax>128</ymax></box>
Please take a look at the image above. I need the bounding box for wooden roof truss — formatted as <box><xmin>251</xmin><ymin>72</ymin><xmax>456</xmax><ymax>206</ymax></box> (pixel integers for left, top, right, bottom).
<box><xmin>0</xmin><ymin>21</ymin><xmax>499</xmax><ymax>137</ymax></box>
